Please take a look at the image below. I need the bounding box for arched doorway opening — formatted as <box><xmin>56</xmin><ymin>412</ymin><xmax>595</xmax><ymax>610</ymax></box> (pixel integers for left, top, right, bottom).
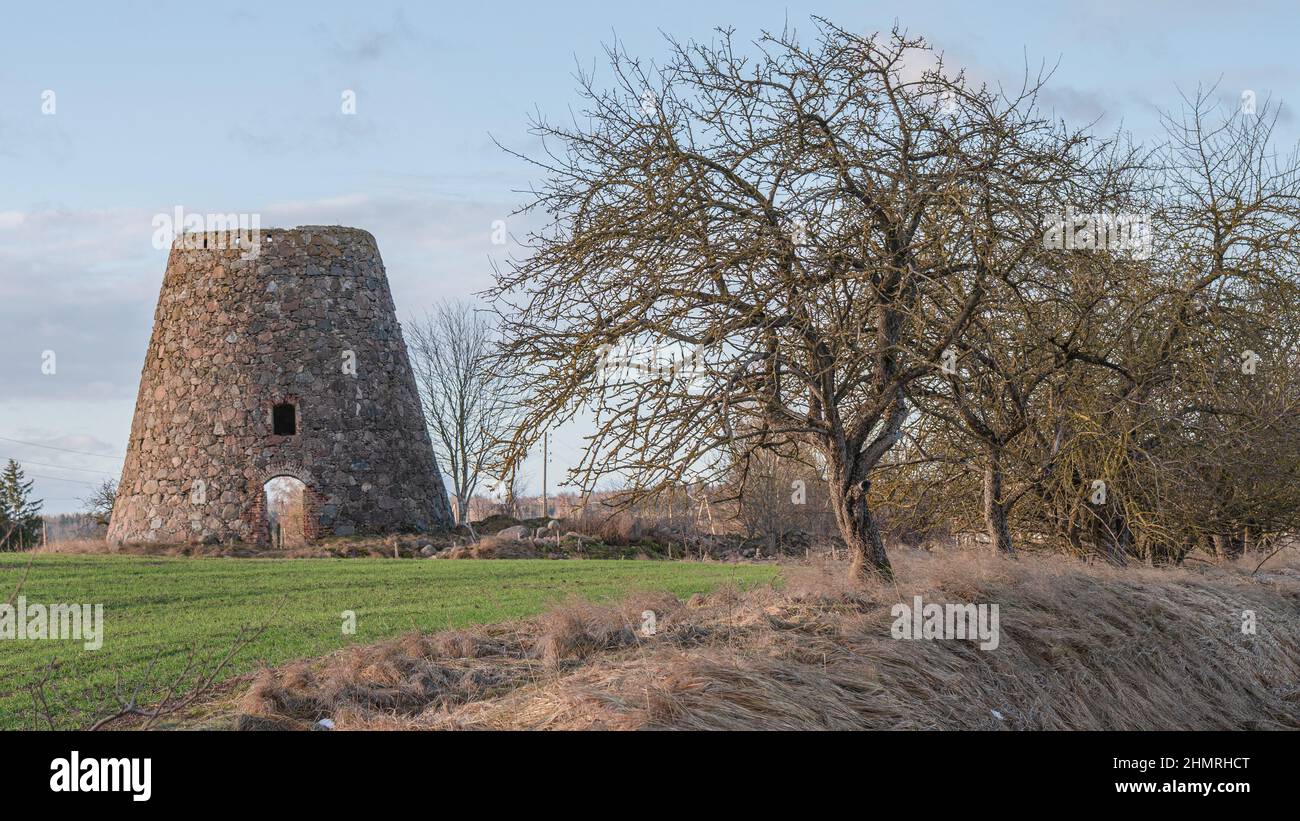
<box><xmin>265</xmin><ymin>476</ymin><xmax>308</xmax><ymax>548</ymax></box>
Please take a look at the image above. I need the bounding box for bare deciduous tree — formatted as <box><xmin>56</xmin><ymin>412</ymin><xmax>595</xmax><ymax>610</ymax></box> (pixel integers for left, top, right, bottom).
<box><xmin>490</xmin><ymin>21</ymin><xmax>1102</xmax><ymax>581</ymax></box>
<box><xmin>408</xmin><ymin>300</ymin><xmax>518</xmax><ymax>525</ymax></box>
<box><xmin>80</xmin><ymin>478</ymin><xmax>118</xmax><ymax>530</ymax></box>
<box><xmin>1006</xmin><ymin>90</ymin><xmax>1300</xmax><ymax>565</ymax></box>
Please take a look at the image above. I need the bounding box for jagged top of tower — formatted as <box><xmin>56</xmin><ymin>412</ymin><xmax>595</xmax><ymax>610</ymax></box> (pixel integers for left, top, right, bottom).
<box><xmin>170</xmin><ymin>224</ymin><xmax>377</xmax><ymax>253</ymax></box>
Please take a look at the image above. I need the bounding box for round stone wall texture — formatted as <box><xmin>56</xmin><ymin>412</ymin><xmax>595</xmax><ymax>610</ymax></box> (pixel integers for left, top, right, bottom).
<box><xmin>107</xmin><ymin>225</ymin><xmax>454</xmax><ymax>545</ymax></box>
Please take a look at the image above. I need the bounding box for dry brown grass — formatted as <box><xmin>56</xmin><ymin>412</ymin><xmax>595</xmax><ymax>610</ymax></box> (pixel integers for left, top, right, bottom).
<box><xmin>231</xmin><ymin>548</ymin><xmax>1300</xmax><ymax>730</ymax></box>
<box><xmin>33</xmin><ymin>538</ymin><xmax>124</xmax><ymax>555</ymax></box>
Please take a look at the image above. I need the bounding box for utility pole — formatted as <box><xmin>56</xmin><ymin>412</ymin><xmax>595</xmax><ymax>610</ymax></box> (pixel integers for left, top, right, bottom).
<box><xmin>541</xmin><ymin>431</ymin><xmax>549</xmax><ymax>519</ymax></box>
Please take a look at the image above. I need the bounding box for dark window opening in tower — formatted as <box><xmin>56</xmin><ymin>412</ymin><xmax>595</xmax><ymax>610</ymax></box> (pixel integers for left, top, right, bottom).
<box><xmin>273</xmin><ymin>403</ymin><xmax>297</xmax><ymax>436</ymax></box>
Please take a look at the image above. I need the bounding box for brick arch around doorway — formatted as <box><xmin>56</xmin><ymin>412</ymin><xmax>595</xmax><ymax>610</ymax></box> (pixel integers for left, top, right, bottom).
<box><xmin>244</xmin><ymin>463</ymin><xmax>325</xmax><ymax>544</ymax></box>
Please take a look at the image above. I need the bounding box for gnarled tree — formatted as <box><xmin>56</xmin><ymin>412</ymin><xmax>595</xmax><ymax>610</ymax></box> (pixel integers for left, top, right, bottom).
<box><xmin>489</xmin><ymin>20</ymin><xmax>1100</xmax><ymax>581</ymax></box>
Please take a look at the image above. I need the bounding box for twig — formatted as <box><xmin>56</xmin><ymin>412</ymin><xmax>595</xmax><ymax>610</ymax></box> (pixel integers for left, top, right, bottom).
<box><xmin>87</xmin><ymin>599</ymin><xmax>286</xmax><ymax>730</ymax></box>
<box><xmin>1251</xmin><ymin>541</ymin><xmax>1292</xmax><ymax>577</ymax></box>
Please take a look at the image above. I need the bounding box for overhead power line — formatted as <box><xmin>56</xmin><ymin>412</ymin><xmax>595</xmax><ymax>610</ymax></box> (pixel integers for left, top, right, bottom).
<box><xmin>27</xmin><ymin>473</ymin><xmax>102</xmax><ymax>486</ymax></box>
<box><xmin>0</xmin><ymin>435</ymin><xmax>124</xmax><ymax>460</ymax></box>
<box><xmin>2</xmin><ymin>456</ymin><xmax>118</xmax><ymax>476</ymax></box>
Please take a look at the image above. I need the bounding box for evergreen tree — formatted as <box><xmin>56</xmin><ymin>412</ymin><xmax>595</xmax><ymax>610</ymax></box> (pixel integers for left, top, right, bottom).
<box><xmin>0</xmin><ymin>460</ymin><xmax>43</xmax><ymax>550</ymax></box>
<box><xmin>0</xmin><ymin>480</ymin><xmax>10</xmax><ymax>548</ymax></box>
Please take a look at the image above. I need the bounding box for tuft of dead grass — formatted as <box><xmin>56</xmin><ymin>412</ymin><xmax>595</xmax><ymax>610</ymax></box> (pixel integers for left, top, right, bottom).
<box><xmin>231</xmin><ymin>549</ymin><xmax>1300</xmax><ymax>730</ymax></box>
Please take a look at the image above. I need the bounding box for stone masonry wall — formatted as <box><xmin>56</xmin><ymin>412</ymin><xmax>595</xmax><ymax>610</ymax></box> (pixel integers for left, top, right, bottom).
<box><xmin>107</xmin><ymin>226</ymin><xmax>454</xmax><ymax>544</ymax></box>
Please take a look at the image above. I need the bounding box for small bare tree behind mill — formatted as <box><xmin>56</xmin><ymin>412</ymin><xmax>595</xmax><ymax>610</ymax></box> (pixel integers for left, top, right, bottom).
<box><xmin>408</xmin><ymin>300</ymin><xmax>519</xmax><ymax>526</ymax></box>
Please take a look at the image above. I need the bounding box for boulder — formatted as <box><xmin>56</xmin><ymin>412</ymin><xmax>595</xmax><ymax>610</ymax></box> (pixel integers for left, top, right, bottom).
<box><xmin>497</xmin><ymin>525</ymin><xmax>529</xmax><ymax>541</ymax></box>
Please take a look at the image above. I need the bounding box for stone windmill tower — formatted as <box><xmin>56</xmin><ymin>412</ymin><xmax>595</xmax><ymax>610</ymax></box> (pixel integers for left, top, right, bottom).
<box><xmin>108</xmin><ymin>226</ymin><xmax>453</xmax><ymax>545</ymax></box>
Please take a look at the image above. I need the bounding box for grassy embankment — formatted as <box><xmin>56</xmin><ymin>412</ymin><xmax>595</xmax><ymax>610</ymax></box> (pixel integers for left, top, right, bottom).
<box><xmin>0</xmin><ymin>554</ymin><xmax>777</xmax><ymax>729</ymax></box>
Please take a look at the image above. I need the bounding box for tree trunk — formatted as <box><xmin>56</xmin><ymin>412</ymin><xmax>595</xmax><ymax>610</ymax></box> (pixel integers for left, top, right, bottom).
<box><xmin>828</xmin><ymin>477</ymin><xmax>893</xmax><ymax>583</ymax></box>
<box><xmin>983</xmin><ymin>447</ymin><xmax>1015</xmax><ymax>556</ymax></box>
<box><xmin>1213</xmin><ymin>533</ymin><xmax>1243</xmax><ymax>562</ymax></box>
<box><xmin>1097</xmin><ymin>515</ymin><xmax>1130</xmax><ymax>566</ymax></box>
<box><xmin>1066</xmin><ymin>520</ymin><xmax>1085</xmax><ymax>557</ymax></box>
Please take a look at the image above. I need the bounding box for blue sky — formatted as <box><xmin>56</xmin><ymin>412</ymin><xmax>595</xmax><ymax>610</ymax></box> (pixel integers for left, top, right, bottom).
<box><xmin>2</xmin><ymin>0</ymin><xmax>1297</xmax><ymax>512</ymax></box>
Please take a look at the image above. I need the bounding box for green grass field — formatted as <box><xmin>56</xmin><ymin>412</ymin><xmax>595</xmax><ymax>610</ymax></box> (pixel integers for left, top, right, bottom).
<box><xmin>0</xmin><ymin>554</ymin><xmax>777</xmax><ymax>729</ymax></box>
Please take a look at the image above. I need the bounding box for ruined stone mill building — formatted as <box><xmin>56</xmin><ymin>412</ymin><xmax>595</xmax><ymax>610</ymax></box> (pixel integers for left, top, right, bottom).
<box><xmin>107</xmin><ymin>226</ymin><xmax>454</xmax><ymax>544</ymax></box>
